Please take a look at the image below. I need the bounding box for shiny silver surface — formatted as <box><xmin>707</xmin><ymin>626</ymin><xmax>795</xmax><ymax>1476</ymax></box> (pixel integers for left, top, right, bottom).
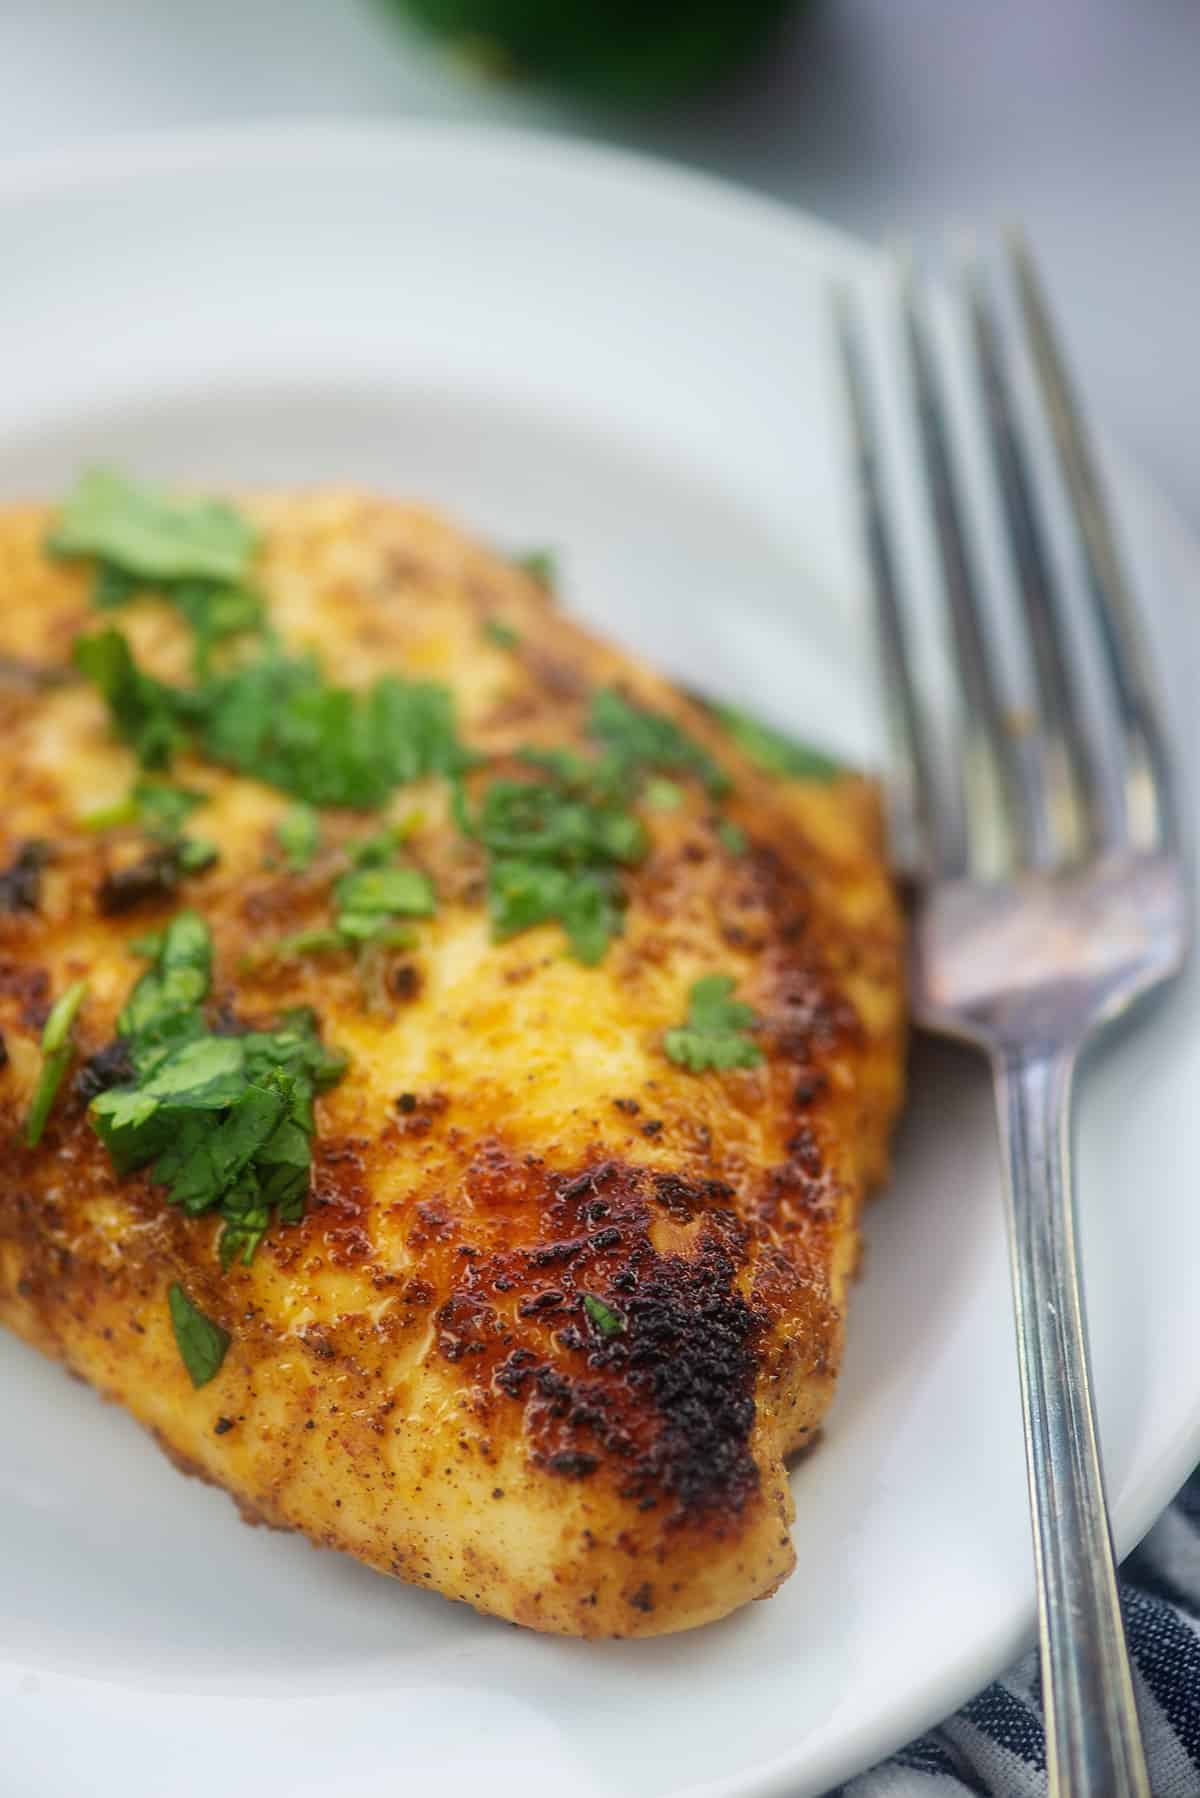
<box><xmin>836</xmin><ymin>238</ymin><xmax>1189</xmax><ymax>1797</ymax></box>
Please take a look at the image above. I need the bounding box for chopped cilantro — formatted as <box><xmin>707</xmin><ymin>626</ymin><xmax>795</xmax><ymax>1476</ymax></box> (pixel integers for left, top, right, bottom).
<box><xmin>588</xmin><ymin>689</ymin><xmax>728</xmax><ymax>796</ymax></box>
<box><xmin>83</xmin><ymin>785</ymin><xmax>213</xmax><ymax>900</ymax></box>
<box><xmin>474</xmin><ymin>778</ymin><xmax>646</xmax><ymax>866</ymax></box>
<box><xmin>176</xmin><ymin>837</ymin><xmax>218</xmax><ymax>874</ymax></box>
<box><xmin>73</xmin><ymin>628</ymin><xmax>189</xmax><ymax>770</ymax></box>
<box><xmin>663</xmin><ymin>974</ymin><xmax>764</xmax><ymax>1074</ymax></box>
<box><xmin>83</xmin><ymin>781</ymin><xmax>192</xmax><ymax>834</ymax></box>
<box><xmin>709</xmin><ymin>701</ymin><xmax>841</xmax><ymax>782</ymax></box>
<box><xmin>118</xmin><ymin>910</ymin><xmax>211</xmax><ymax>1043</ymax></box>
<box><xmin>131</xmin><ymin>781</ymin><xmax>207</xmax><ymax>838</ymax></box>
<box><xmin>194</xmin><ymin>654</ymin><xmax>467</xmax><ymax>808</ymax></box>
<box><xmin>644</xmin><ymin>778</ymin><xmax>683</xmax><ymax>812</ymax></box>
<box><xmin>92</xmin><ymin>562</ymin><xmax>143</xmax><ymax>609</ymax></box>
<box><xmin>347</xmin><ymin>818</ymin><xmax>421</xmax><ymax>866</ymax></box>
<box><xmin>167</xmin><ymin>1283</ymin><xmax>230</xmax><ymax>1387</ymax></box>
<box><xmin>460</xmin><ymin>764</ymin><xmax>646</xmax><ymax>965</ymax></box>
<box><xmin>170</xmin><ymin>580</ymin><xmax>264</xmax><ymax>673</ymax></box>
<box><xmin>248</xmin><ymin>926</ymin><xmax>345</xmax><ymax>964</ymax></box>
<box><xmin>74</xmin><ymin>630</ymin><xmax>469</xmax><ymax>810</ymax></box>
<box><xmin>488</xmin><ymin>859</ymin><xmax>621</xmax><ymax>965</ymax></box>
<box><xmin>25</xmin><ymin>978</ymin><xmax>89</xmax><ymax>1146</ymax></box>
<box><xmin>90</xmin><ymin>916</ymin><xmax>348</xmax><ymax>1264</ymax></box>
<box><xmin>276</xmin><ymin>804</ymin><xmax>321</xmax><ymax>872</ymax></box>
<box><xmin>90</xmin><ymin>562</ymin><xmax>264</xmax><ymax>674</ymax></box>
<box><xmin>716</xmin><ymin>819</ymin><xmax>747</xmax><ymax>855</ymax></box>
<box><xmin>484</xmin><ymin>618</ymin><xmax>520</xmax><ymax>649</ymax></box>
<box><xmin>583</xmin><ymin>1293</ymin><xmax>625</xmax><ymax>1337</ymax></box>
<box><xmin>48</xmin><ymin>469</ymin><xmax>258</xmax><ymax>586</ymax></box>
<box><xmin>513</xmin><ymin>548</ymin><xmax>557</xmax><ymax>590</ymax></box>
<box><xmin>254</xmin><ymin>831</ymin><xmax>432</xmax><ymax>967</ymax></box>
<box><xmin>334</xmin><ymin>865</ymin><xmax>436</xmax><ymax>942</ymax></box>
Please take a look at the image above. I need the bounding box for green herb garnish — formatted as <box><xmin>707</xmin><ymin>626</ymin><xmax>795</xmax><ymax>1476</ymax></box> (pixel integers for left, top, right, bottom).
<box><xmin>663</xmin><ymin>974</ymin><xmax>764</xmax><ymax>1074</ymax></box>
<box><xmin>83</xmin><ymin>779</ymin><xmax>207</xmax><ymax>836</ymax></box>
<box><xmin>74</xmin><ymin>629</ymin><xmax>470</xmax><ymax>810</ymax></box>
<box><xmin>709</xmin><ymin>701</ymin><xmax>840</xmax><ymax>782</ymax></box>
<box><xmin>276</xmin><ymin>804</ymin><xmax>321</xmax><ymax>872</ymax></box>
<box><xmin>49</xmin><ymin>469</ymin><xmax>258</xmax><ymax>585</ymax></box>
<box><xmin>90</xmin><ymin>914</ymin><xmax>347</xmax><ymax>1265</ymax></box>
<box><xmin>73</xmin><ymin>628</ymin><xmax>189</xmax><ymax>770</ymax></box>
<box><xmin>333</xmin><ymin>865</ymin><xmax>435</xmax><ymax>942</ymax></box>
<box><xmin>513</xmin><ymin>548</ymin><xmax>557</xmax><ymax>590</ymax></box>
<box><xmin>484</xmin><ymin>618</ymin><xmax>521</xmax><ymax>649</ymax></box>
<box><xmin>460</xmin><ymin>767</ymin><xmax>646</xmax><ymax>965</ymax></box>
<box><xmin>583</xmin><ymin>1293</ymin><xmax>625</xmax><ymax>1338</ymax></box>
<box><xmin>488</xmin><ymin>859</ymin><xmax>621</xmax><ymax>966</ymax></box>
<box><xmin>92</xmin><ymin>563</ymin><xmax>264</xmax><ymax>675</ymax></box>
<box><xmin>176</xmin><ymin>837</ymin><xmax>218</xmax><ymax>875</ymax></box>
<box><xmin>716</xmin><ymin>819</ymin><xmax>747</xmax><ymax>855</ymax></box>
<box><xmin>167</xmin><ymin>1282</ymin><xmax>231</xmax><ymax>1387</ymax></box>
<box><xmin>589</xmin><ymin>688</ymin><xmax>728</xmax><ymax>796</ymax></box>
<box><xmin>644</xmin><ymin>778</ymin><xmax>683</xmax><ymax>812</ymax></box>
<box><xmin>25</xmin><ymin>978</ymin><xmax>89</xmax><ymax>1146</ymax></box>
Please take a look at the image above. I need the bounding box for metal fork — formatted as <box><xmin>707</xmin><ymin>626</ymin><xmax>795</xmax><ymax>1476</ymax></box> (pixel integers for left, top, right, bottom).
<box><xmin>835</xmin><ymin>237</ymin><xmax>1189</xmax><ymax>1797</ymax></box>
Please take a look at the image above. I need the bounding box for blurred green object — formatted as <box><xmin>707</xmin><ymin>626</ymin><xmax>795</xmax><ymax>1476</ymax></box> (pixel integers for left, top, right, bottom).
<box><xmin>395</xmin><ymin>0</ymin><xmax>797</xmax><ymax>105</ymax></box>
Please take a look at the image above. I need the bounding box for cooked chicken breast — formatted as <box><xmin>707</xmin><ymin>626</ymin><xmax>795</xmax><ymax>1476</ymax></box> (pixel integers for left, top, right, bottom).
<box><xmin>0</xmin><ymin>488</ymin><xmax>904</xmax><ymax>1637</ymax></box>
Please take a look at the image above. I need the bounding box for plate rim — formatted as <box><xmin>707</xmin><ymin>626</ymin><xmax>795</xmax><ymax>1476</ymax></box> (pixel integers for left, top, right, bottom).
<box><xmin>3</xmin><ymin>115</ymin><xmax>1200</xmax><ymax>1798</ymax></box>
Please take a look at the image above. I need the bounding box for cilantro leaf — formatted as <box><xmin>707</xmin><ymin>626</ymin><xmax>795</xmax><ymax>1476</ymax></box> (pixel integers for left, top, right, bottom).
<box><xmin>75</xmin><ymin>631</ymin><xmax>468</xmax><ymax>813</ymax></box>
<box><xmin>583</xmin><ymin>1293</ymin><xmax>625</xmax><ymax>1337</ymax></box>
<box><xmin>335</xmin><ymin>865</ymin><xmax>435</xmax><ymax>924</ymax></box>
<box><xmin>348</xmin><ymin>818</ymin><xmax>420</xmax><ymax>866</ymax></box>
<box><xmin>709</xmin><ymin>701</ymin><xmax>841</xmax><ymax>782</ymax></box>
<box><xmin>92</xmin><ymin>562</ymin><xmax>143</xmax><ymax>609</ymax></box>
<box><xmin>664</xmin><ymin>974</ymin><xmax>764</xmax><ymax>1074</ymax></box>
<box><xmin>644</xmin><ymin>778</ymin><xmax>682</xmax><ymax>812</ymax></box>
<box><xmin>92</xmin><ymin>1035</ymin><xmax>248</xmax><ymax>1171</ymax></box>
<box><xmin>152</xmin><ymin>1078</ymin><xmax>285</xmax><ymax>1214</ymax></box>
<box><xmin>589</xmin><ymin>688</ymin><xmax>728</xmax><ymax>796</ymax></box>
<box><xmin>487</xmin><ymin>859</ymin><xmax>620</xmax><ymax>965</ymax></box>
<box><xmin>49</xmin><ymin>469</ymin><xmax>258</xmax><ymax>585</ymax></box>
<box><xmin>117</xmin><ymin>910</ymin><xmax>212</xmax><ymax>1043</ymax></box>
<box><xmin>276</xmin><ymin>804</ymin><xmax>320</xmax><ymax>872</ymax></box>
<box><xmin>88</xmin><ymin>560</ymin><xmax>264</xmax><ymax>675</ymax></box>
<box><xmin>73</xmin><ymin>628</ymin><xmax>189</xmax><ymax>770</ymax></box>
<box><xmin>132</xmin><ymin>780</ymin><xmax>207</xmax><ymax>837</ymax></box>
<box><xmin>170</xmin><ymin>580</ymin><xmax>264</xmax><ymax>673</ymax></box>
<box><xmin>176</xmin><ymin>837</ymin><xmax>218</xmax><ymax>875</ymax></box>
<box><xmin>513</xmin><ymin>548</ymin><xmax>557</xmax><ymax>590</ymax></box>
<box><xmin>474</xmin><ymin>779</ymin><xmax>645</xmax><ymax>867</ymax></box>
<box><xmin>92</xmin><ymin>925</ymin><xmax>348</xmax><ymax>1262</ymax></box>
<box><xmin>716</xmin><ymin>819</ymin><xmax>747</xmax><ymax>855</ymax></box>
<box><xmin>25</xmin><ymin>978</ymin><xmax>89</xmax><ymax>1146</ymax></box>
<box><xmin>194</xmin><ymin>655</ymin><xmax>466</xmax><ymax>810</ymax></box>
<box><xmin>241</xmin><ymin>1007</ymin><xmax>349</xmax><ymax>1097</ymax></box>
<box><xmin>368</xmin><ymin>678</ymin><xmax>472</xmax><ymax>785</ymax></box>
<box><xmin>167</xmin><ymin>1282</ymin><xmax>230</xmax><ymax>1387</ymax></box>
<box><xmin>462</xmin><ymin>763</ymin><xmax>644</xmax><ymax>966</ymax></box>
<box><xmin>484</xmin><ymin>618</ymin><xmax>520</xmax><ymax>649</ymax></box>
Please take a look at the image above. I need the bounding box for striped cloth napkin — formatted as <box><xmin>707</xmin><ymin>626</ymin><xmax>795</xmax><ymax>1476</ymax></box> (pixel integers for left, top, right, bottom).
<box><xmin>840</xmin><ymin>1469</ymin><xmax>1200</xmax><ymax>1797</ymax></box>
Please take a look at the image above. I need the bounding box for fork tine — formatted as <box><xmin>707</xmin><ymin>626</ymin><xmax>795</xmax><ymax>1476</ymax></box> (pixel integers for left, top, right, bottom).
<box><xmin>962</xmin><ymin>250</ymin><xmax>1098</xmax><ymax>863</ymax></box>
<box><xmin>1009</xmin><ymin>231</ymin><xmax>1174</xmax><ymax>853</ymax></box>
<box><xmin>900</xmin><ymin>267</ymin><xmax>1044</xmax><ymax>876</ymax></box>
<box><xmin>833</xmin><ymin>285</ymin><xmax>955</xmax><ymax>876</ymax></box>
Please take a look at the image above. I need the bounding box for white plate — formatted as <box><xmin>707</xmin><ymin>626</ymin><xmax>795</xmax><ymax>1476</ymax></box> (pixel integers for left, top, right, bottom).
<box><xmin>2</xmin><ymin>122</ymin><xmax>1200</xmax><ymax>1798</ymax></box>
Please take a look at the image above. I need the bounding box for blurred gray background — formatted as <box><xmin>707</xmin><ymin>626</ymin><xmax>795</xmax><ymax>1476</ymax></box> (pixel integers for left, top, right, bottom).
<box><xmin>3</xmin><ymin>0</ymin><xmax>1198</xmax><ymax>526</ymax></box>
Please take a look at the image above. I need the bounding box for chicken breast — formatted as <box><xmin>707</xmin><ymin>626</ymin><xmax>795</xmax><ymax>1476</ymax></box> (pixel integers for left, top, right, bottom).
<box><xmin>0</xmin><ymin>487</ymin><xmax>904</xmax><ymax>1637</ymax></box>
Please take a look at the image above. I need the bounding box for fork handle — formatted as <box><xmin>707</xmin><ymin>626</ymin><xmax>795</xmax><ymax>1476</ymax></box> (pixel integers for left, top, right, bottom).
<box><xmin>995</xmin><ymin>1046</ymin><xmax>1150</xmax><ymax>1798</ymax></box>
